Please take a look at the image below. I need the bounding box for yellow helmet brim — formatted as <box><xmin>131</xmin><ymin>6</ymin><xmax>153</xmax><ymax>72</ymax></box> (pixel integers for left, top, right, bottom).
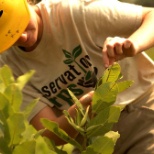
<box><xmin>0</xmin><ymin>0</ymin><xmax>30</xmax><ymax>53</ymax></box>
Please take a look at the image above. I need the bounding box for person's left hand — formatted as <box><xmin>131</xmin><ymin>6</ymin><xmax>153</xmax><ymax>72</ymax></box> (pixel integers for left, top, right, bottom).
<box><xmin>102</xmin><ymin>37</ymin><xmax>136</xmax><ymax>68</ymax></box>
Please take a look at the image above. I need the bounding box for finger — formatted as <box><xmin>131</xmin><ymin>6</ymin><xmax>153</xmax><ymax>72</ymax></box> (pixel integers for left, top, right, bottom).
<box><xmin>106</xmin><ymin>44</ymin><xmax>115</xmax><ymax>57</ymax></box>
<box><xmin>102</xmin><ymin>47</ymin><xmax>110</xmax><ymax>68</ymax></box>
<box><xmin>109</xmin><ymin>57</ymin><xmax>116</xmax><ymax>66</ymax></box>
<box><xmin>80</xmin><ymin>91</ymin><xmax>94</xmax><ymax>105</ymax></box>
<box><xmin>123</xmin><ymin>40</ymin><xmax>132</xmax><ymax>49</ymax></box>
<box><xmin>122</xmin><ymin>40</ymin><xmax>135</xmax><ymax>56</ymax></box>
<box><xmin>114</xmin><ymin>43</ymin><xmax>123</xmax><ymax>55</ymax></box>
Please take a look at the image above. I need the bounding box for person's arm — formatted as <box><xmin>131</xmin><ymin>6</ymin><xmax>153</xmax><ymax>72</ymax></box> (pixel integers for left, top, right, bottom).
<box><xmin>30</xmin><ymin>91</ymin><xmax>93</xmax><ymax>145</ymax></box>
<box><xmin>102</xmin><ymin>7</ymin><xmax>154</xmax><ymax>68</ymax></box>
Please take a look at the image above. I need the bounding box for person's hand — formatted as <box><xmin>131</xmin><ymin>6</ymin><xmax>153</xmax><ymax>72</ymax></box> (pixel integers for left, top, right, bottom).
<box><xmin>79</xmin><ymin>91</ymin><xmax>94</xmax><ymax>109</ymax></box>
<box><xmin>102</xmin><ymin>37</ymin><xmax>136</xmax><ymax>68</ymax></box>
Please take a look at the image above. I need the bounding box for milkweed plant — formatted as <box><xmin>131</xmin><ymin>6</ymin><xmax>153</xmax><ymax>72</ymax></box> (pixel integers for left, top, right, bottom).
<box><xmin>0</xmin><ymin>63</ymin><xmax>133</xmax><ymax>154</ymax></box>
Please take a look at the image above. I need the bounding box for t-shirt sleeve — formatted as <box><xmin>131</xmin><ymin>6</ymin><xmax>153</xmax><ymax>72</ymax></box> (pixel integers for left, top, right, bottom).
<box><xmin>71</xmin><ymin>0</ymin><xmax>143</xmax><ymax>47</ymax></box>
<box><xmin>21</xmin><ymin>84</ymin><xmax>54</xmax><ymax>121</ymax></box>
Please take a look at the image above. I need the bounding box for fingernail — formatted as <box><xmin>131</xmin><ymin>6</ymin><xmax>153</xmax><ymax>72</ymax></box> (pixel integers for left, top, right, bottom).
<box><xmin>104</xmin><ymin>64</ymin><xmax>109</xmax><ymax>68</ymax></box>
<box><xmin>125</xmin><ymin>42</ymin><xmax>131</xmax><ymax>48</ymax></box>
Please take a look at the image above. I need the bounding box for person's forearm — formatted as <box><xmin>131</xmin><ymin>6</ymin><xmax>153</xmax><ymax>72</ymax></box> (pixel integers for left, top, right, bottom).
<box><xmin>31</xmin><ymin>92</ymin><xmax>93</xmax><ymax>146</ymax></box>
<box><xmin>42</xmin><ymin>104</ymin><xmax>78</xmax><ymax>145</ymax></box>
<box><xmin>128</xmin><ymin>8</ymin><xmax>154</xmax><ymax>54</ymax></box>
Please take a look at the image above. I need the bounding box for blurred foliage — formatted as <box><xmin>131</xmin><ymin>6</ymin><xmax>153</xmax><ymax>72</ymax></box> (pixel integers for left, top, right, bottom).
<box><xmin>0</xmin><ymin>63</ymin><xmax>132</xmax><ymax>154</ymax></box>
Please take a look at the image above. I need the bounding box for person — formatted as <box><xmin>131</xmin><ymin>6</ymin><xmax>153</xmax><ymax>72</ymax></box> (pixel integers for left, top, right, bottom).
<box><xmin>0</xmin><ymin>0</ymin><xmax>154</xmax><ymax>153</ymax></box>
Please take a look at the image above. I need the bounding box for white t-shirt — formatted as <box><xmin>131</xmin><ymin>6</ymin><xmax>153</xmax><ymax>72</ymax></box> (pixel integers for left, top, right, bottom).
<box><xmin>1</xmin><ymin>0</ymin><xmax>153</xmax><ymax>120</ymax></box>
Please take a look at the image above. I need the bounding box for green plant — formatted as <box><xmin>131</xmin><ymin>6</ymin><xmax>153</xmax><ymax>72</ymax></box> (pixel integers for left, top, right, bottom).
<box><xmin>0</xmin><ymin>63</ymin><xmax>133</xmax><ymax>154</ymax></box>
<box><xmin>0</xmin><ymin>65</ymin><xmax>55</xmax><ymax>154</ymax></box>
<box><xmin>41</xmin><ymin>63</ymin><xmax>133</xmax><ymax>154</ymax></box>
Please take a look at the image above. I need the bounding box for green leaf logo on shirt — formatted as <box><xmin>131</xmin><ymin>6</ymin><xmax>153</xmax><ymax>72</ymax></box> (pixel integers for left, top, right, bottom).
<box><xmin>63</xmin><ymin>45</ymin><xmax>97</xmax><ymax>88</ymax></box>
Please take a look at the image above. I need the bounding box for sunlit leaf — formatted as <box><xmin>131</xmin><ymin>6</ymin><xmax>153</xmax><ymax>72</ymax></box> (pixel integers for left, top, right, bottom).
<box><xmin>117</xmin><ymin>80</ymin><xmax>133</xmax><ymax>93</ymax></box>
<box><xmin>7</xmin><ymin>113</ymin><xmax>26</xmax><ymax>146</ymax></box>
<box><xmin>13</xmin><ymin>141</ymin><xmax>36</xmax><ymax>154</ymax></box>
<box><xmin>83</xmin><ymin>131</ymin><xmax>120</xmax><ymax>154</ymax></box>
<box><xmin>0</xmin><ymin>65</ymin><xmax>14</xmax><ymax>87</ymax></box>
<box><xmin>92</xmin><ymin>82</ymin><xmax>118</xmax><ymax>113</ymax></box>
<box><xmin>4</xmin><ymin>84</ymin><xmax>22</xmax><ymax>112</ymax></box>
<box><xmin>23</xmin><ymin>98</ymin><xmax>38</xmax><ymax>119</ymax></box>
<box><xmin>35</xmin><ymin>136</ymin><xmax>56</xmax><ymax>154</ymax></box>
<box><xmin>102</xmin><ymin>63</ymin><xmax>121</xmax><ymax>83</ymax></box>
<box><xmin>16</xmin><ymin>70</ymin><xmax>35</xmax><ymax>90</ymax></box>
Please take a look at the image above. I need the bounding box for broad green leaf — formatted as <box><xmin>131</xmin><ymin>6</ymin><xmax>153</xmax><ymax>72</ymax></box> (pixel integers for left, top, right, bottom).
<box><xmin>92</xmin><ymin>82</ymin><xmax>118</xmax><ymax>113</ymax></box>
<box><xmin>13</xmin><ymin>141</ymin><xmax>36</xmax><ymax>154</ymax></box>
<box><xmin>88</xmin><ymin>107</ymin><xmax>110</xmax><ymax>127</ymax></box>
<box><xmin>0</xmin><ymin>82</ymin><xmax>5</xmax><ymax>93</ymax></box>
<box><xmin>102</xmin><ymin>63</ymin><xmax>121</xmax><ymax>83</ymax></box>
<box><xmin>83</xmin><ymin>131</ymin><xmax>120</xmax><ymax>154</ymax></box>
<box><xmin>44</xmin><ymin>137</ymin><xmax>66</xmax><ymax>154</ymax></box>
<box><xmin>23</xmin><ymin>98</ymin><xmax>38</xmax><ymax>119</ymax></box>
<box><xmin>7</xmin><ymin>113</ymin><xmax>26</xmax><ymax>146</ymax></box>
<box><xmin>108</xmin><ymin>105</ymin><xmax>124</xmax><ymax>123</ymax></box>
<box><xmin>4</xmin><ymin>84</ymin><xmax>22</xmax><ymax>112</ymax></box>
<box><xmin>35</xmin><ymin>136</ymin><xmax>56</xmax><ymax>154</ymax></box>
<box><xmin>117</xmin><ymin>80</ymin><xmax>133</xmax><ymax>93</ymax></box>
<box><xmin>0</xmin><ymin>122</ymin><xmax>4</xmax><ymax>137</ymax></box>
<box><xmin>0</xmin><ymin>92</ymin><xmax>9</xmax><ymax>110</ymax></box>
<box><xmin>0</xmin><ymin>93</ymin><xmax>12</xmax><ymax>121</ymax></box>
<box><xmin>87</xmin><ymin>106</ymin><xmax>122</xmax><ymax>138</ymax></box>
<box><xmin>21</xmin><ymin>124</ymin><xmax>38</xmax><ymax>141</ymax></box>
<box><xmin>0</xmin><ymin>65</ymin><xmax>14</xmax><ymax>87</ymax></box>
<box><xmin>41</xmin><ymin>118</ymin><xmax>82</xmax><ymax>150</ymax></box>
<box><xmin>16</xmin><ymin>70</ymin><xmax>35</xmax><ymax>90</ymax></box>
<box><xmin>0</xmin><ymin>137</ymin><xmax>11</xmax><ymax>154</ymax></box>
<box><xmin>87</xmin><ymin>123</ymin><xmax>113</xmax><ymax>138</ymax></box>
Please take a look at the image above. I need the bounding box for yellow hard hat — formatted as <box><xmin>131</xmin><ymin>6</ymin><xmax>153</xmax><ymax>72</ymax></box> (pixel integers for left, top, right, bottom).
<box><xmin>0</xmin><ymin>0</ymin><xmax>30</xmax><ymax>53</ymax></box>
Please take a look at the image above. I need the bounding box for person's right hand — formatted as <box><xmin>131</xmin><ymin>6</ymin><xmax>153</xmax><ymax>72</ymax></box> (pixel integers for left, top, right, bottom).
<box><xmin>102</xmin><ymin>37</ymin><xmax>136</xmax><ymax>68</ymax></box>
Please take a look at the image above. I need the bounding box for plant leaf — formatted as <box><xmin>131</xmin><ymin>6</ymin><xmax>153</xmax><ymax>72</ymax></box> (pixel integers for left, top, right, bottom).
<box><xmin>92</xmin><ymin>82</ymin><xmax>118</xmax><ymax>113</ymax></box>
<box><xmin>83</xmin><ymin>131</ymin><xmax>120</xmax><ymax>154</ymax></box>
<box><xmin>4</xmin><ymin>84</ymin><xmax>22</xmax><ymax>113</ymax></box>
<box><xmin>16</xmin><ymin>70</ymin><xmax>35</xmax><ymax>91</ymax></box>
<box><xmin>117</xmin><ymin>80</ymin><xmax>133</xmax><ymax>93</ymax></box>
<box><xmin>0</xmin><ymin>65</ymin><xmax>14</xmax><ymax>88</ymax></box>
<box><xmin>67</xmin><ymin>89</ymin><xmax>84</xmax><ymax>116</ymax></box>
<box><xmin>13</xmin><ymin>141</ymin><xmax>36</xmax><ymax>154</ymax></box>
<box><xmin>102</xmin><ymin>63</ymin><xmax>121</xmax><ymax>83</ymax></box>
<box><xmin>41</xmin><ymin>118</ymin><xmax>82</xmax><ymax>150</ymax></box>
<box><xmin>7</xmin><ymin>113</ymin><xmax>26</xmax><ymax>146</ymax></box>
